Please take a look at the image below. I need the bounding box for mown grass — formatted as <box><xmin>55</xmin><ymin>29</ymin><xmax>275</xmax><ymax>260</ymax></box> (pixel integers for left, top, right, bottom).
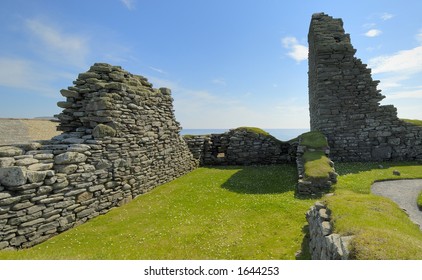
<box><xmin>0</xmin><ymin>165</ymin><xmax>315</xmax><ymax>260</ymax></box>
<box><xmin>325</xmin><ymin>162</ymin><xmax>422</xmax><ymax>259</ymax></box>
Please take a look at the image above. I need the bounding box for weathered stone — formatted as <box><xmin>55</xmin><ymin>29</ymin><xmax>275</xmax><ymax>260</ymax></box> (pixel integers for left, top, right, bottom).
<box><xmin>26</xmin><ymin>171</ymin><xmax>48</xmax><ymax>183</ymax></box>
<box><xmin>0</xmin><ymin>157</ymin><xmax>15</xmax><ymax>168</ymax></box>
<box><xmin>27</xmin><ymin>163</ymin><xmax>54</xmax><ymax>171</ymax></box>
<box><xmin>54</xmin><ymin>152</ymin><xmax>87</xmax><ymax>165</ymax></box>
<box><xmin>60</xmin><ymin>89</ymin><xmax>79</xmax><ymax>98</ymax></box>
<box><xmin>76</xmin><ymin>192</ymin><xmax>93</xmax><ymax>203</ymax></box>
<box><xmin>0</xmin><ymin>167</ymin><xmax>27</xmax><ymax>187</ymax></box>
<box><xmin>0</xmin><ymin>146</ymin><xmax>24</xmax><ymax>157</ymax></box>
<box><xmin>92</xmin><ymin>124</ymin><xmax>117</xmax><ymax>138</ymax></box>
<box><xmin>54</xmin><ymin>164</ymin><xmax>78</xmax><ymax>174</ymax></box>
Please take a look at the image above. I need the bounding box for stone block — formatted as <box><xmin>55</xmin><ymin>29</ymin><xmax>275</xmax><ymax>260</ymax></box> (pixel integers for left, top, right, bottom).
<box><xmin>0</xmin><ymin>146</ymin><xmax>24</xmax><ymax>157</ymax></box>
<box><xmin>26</xmin><ymin>171</ymin><xmax>48</xmax><ymax>183</ymax></box>
<box><xmin>0</xmin><ymin>166</ymin><xmax>27</xmax><ymax>187</ymax></box>
<box><xmin>54</xmin><ymin>152</ymin><xmax>87</xmax><ymax>165</ymax></box>
<box><xmin>92</xmin><ymin>124</ymin><xmax>117</xmax><ymax>138</ymax></box>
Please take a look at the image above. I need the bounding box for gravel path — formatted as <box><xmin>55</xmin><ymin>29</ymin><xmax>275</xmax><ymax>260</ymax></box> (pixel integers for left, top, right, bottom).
<box><xmin>371</xmin><ymin>179</ymin><xmax>422</xmax><ymax>230</ymax></box>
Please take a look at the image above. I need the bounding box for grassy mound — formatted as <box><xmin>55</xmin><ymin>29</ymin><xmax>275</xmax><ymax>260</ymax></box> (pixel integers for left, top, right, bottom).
<box><xmin>402</xmin><ymin>119</ymin><xmax>422</xmax><ymax>126</ymax></box>
<box><xmin>300</xmin><ymin>131</ymin><xmax>328</xmax><ymax>149</ymax></box>
<box><xmin>417</xmin><ymin>191</ymin><xmax>422</xmax><ymax>211</ymax></box>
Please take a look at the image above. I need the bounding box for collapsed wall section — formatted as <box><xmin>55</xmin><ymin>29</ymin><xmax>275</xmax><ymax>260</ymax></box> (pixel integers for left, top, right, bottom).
<box><xmin>0</xmin><ymin>63</ymin><xmax>197</xmax><ymax>250</ymax></box>
<box><xmin>184</xmin><ymin>127</ymin><xmax>295</xmax><ymax>165</ymax></box>
<box><xmin>308</xmin><ymin>13</ymin><xmax>422</xmax><ymax>161</ymax></box>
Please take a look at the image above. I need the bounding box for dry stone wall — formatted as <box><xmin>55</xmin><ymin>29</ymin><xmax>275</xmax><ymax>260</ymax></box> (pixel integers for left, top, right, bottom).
<box><xmin>308</xmin><ymin>13</ymin><xmax>422</xmax><ymax>162</ymax></box>
<box><xmin>306</xmin><ymin>201</ymin><xmax>353</xmax><ymax>260</ymax></box>
<box><xmin>0</xmin><ymin>63</ymin><xmax>197</xmax><ymax>250</ymax></box>
<box><xmin>184</xmin><ymin>128</ymin><xmax>295</xmax><ymax>166</ymax></box>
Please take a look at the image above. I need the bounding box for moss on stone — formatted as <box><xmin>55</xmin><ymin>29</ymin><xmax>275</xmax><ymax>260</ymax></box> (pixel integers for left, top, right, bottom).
<box><xmin>92</xmin><ymin>124</ymin><xmax>117</xmax><ymax>138</ymax></box>
<box><xmin>234</xmin><ymin>127</ymin><xmax>282</xmax><ymax>142</ymax></box>
<box><xmin>300</xmin><ymin>131</ymin><xmax>328</xmax><ymax>149</ymax></box>
<box><xmin>303</xmin><ymin>151</ymin><xmax>332</xmax><ymax>179</ymax></box>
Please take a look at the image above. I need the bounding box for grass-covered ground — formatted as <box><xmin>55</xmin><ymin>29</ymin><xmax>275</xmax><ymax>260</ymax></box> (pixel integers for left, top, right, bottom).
<box><xmin>326</xmin><ymin>162</ymin><xmax>422</xmax><ymax>259</ymax></box>
<box><xmin>0</xmin><ymin>165</ymin><xmax>315</xmax><ymax>260</ymax></box>
<box><xmin>1</xmin><ymin>162</ymin><xmax>422</xmax><ymax>260</ymax></box>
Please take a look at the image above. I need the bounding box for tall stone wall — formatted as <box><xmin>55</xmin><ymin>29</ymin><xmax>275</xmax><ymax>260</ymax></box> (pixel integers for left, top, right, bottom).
<box><xmin>0</xmin><ymin>63</ymin><xmax>197</xmax><ymax>250</ymax></box>
<box><xmin>308</xmin><ymin>13</ymin><xmax>422</xmax><ymax>161</ymax></box>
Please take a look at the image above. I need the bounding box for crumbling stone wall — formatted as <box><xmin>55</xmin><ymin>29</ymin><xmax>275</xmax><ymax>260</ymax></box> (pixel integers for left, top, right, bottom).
<box><xmin>184</xmin><ymin>128</ymin><xmax>295</xmax><ymax>166</ymax></box>
<box><xmin>306</xmin><ymin>201</ymin><xmax>353</xmax><ymax>260</ymax></box>
<box><xmin>0</xmin><ymin>63</ymin><xmax>197</xmax><ymax>250</ymax></box>
<box><xmin>308</xmin><ymin>13</ymin><xmax>422</xmax><ymax>161</ymax></box>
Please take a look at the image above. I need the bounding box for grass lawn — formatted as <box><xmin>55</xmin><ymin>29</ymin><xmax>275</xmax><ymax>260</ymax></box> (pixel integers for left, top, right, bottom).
<box><xmin>0</xmin><ymin>165</ymin><xmax>315</xmax><ymax>260</ymax></box>
<box><xmin>417</xmin><ymin>191</ymin><xmax>422</xmax><ymax>211</ymax></box>
<box><xmin>326</xmin><ymin>162</ymin><xmax>422</xmax><ymax>259</ymax></box>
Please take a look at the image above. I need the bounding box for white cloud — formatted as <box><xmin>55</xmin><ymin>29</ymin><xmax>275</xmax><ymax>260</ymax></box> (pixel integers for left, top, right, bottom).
<box><xmin>369</xmin><ymin>46</ymin><xmax>422</xmax><ymax>75</ymax></box>
<box><xmin>120</xmin><ymin>0</ymin><xmax>135</xmax><ymax>10</ymax></box>
<box><xmin>381</xmin><ymin>13</ymin><xmax>394</xmax><ymax>21</ymax></box>
<box><xmin>281</xmin><ymin>37</ymin><xmax>308</xmax><ymax>62</ymax></box>
<box><xmin>25</xmin><ymin>18</ymin><xmax>89</xmax><ymax>68</ymax></box>
<box><xmin>385</xmin><ymin>89</ymin><xmax>422</xmax><ymax>99</ymax></box>
<box><xmin>365</xmin><ymin>29</ymin><xmax>382</xmax><ymax>37</ymax></box>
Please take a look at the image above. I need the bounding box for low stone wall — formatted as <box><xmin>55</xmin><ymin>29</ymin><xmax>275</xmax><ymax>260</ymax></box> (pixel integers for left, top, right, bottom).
<box><xmin>296</xmin><ymin>134</ymin><xmax>337</xmax><ymax>196</ymax></box>
<box><xmin>184</xmin><ymin>128</ymin><xmax>296</xmax><ymax>166</ymax></box>
<box><xmin>0</xmin><ymin>63</ymin><xmax>197</xmax><ymax>250</ymax></box>
<box><xmin>306</xmin><ymin>201</ymin><xmax>353</xmax><ymax>260</ymax></box>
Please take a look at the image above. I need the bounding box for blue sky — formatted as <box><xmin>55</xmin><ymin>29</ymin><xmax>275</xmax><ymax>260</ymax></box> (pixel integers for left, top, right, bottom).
<box><xmin>1</xmin><ymin>0</ymin><xmax>422</xmax><ymax>128</ymax></box>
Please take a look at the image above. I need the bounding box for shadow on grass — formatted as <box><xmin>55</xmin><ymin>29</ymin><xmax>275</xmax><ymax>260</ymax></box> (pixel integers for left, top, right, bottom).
<box><xmin>208</xmin><ymin>164</ymin><xmax>298</xmax><ymax>194</ymax></box>
<box><xmin>296</xmin><ymin>224</ymin><xmax>311</xmax><ymax>260</ymax></box>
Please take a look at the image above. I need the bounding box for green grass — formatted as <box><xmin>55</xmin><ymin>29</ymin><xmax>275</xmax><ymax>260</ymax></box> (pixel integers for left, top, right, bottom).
<box><xmin>417</xmin><ymin>191</ymin><xmax>422</xmax><ymax>211</ymax></box>
<box><xmin>402</xmin><ymin>118</ymin><xmax>422</xmax><ymax>126</ymax></box>
<box><xmin>303</xmin><ymin>151</ymin><xmax>332</xmax><ymax>179</ymax></box>
<box><xmin>325</xmin><ymin>162</ymin><xmax>422</xmax><ymax>259</ymax></box>
<box><xmin>0</xmin><ymin>165</ymin><xmax>315</xmax><ymax>260</ymax></box>
<box><xmin>300</xmin><ymin>131</ymin><xmax>328</xmax><ymax>149</ymax></box>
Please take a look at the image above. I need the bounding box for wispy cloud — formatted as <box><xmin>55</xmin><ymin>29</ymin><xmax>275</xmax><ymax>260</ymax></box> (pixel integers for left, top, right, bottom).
<box><xmin>212</xmin><ymin>78</ymin><xmax>226</xmax><ymax>86</ymax></box>
<box><xmin>386</xmin><ymin>88</ymin><xmax>422</xmax><ymax>99</ymax></box>
<box><xmin>370</xmin><ymin>46</ymin><xmax>422</xmax><ymax>75</ymax></box>
<box><xmin>149</xmin><ymin>66</ymin><xmax>167</xmax><ymax>74</ymax></box>
<box><xmin>381</xmin><ymin>12</ymin><xmax>394</xmax><ymax>21</ymax></box>
<box><xmin>25</xmin><ymin>18</ymin><xmax>89</xmax><ymax>68</ymax></box>
<box><xmin>365</xmin><ymin>29</ymin><xmax>382</xmax><ymax>37</ymax></box>
<box><xmin>120</xmin><ymin>0</ymin><xmax>136</xmax><ymax>10</ymax></box>
<box><xmin>281</xmin><ymin>37</ymin><xmax>308</xmax><ymax>62</ymax></box>
<box><xmin>0</xmin><ymin>57</ymin><xmax>60</xmax><ymax>97</ymax></box>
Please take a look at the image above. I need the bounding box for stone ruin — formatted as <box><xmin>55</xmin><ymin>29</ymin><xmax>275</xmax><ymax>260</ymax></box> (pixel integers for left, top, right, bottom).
<box><xmin>0</xmin><ymin>63</ymin><xmax>197</xmax><ymax>250</ymax></box>
<box><xmin>184</xmin><ymin>127</ymin><xmax>295</xmax><ymax>166</ymax></box>
<box><xmin>308</xmin><ymin>13</ymin><xmax>422</xmax><ymax>162</ymax></box>
<box><xmin>1</xmin><ymin>13</ymin><xmax>422</xmax><ymax>255</ymax></box>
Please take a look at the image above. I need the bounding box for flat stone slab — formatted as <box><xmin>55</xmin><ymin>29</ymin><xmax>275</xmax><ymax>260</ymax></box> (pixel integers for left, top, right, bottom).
<box><xmin>371</xmin><ymin>179</ymin><xmax>422</xmax><ymax>230</ymax></box>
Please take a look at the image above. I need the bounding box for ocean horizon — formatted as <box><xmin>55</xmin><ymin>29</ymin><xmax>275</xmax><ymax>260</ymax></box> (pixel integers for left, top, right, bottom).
<box><xmin>181</xmin><ymin>128</ymin><xmax>309</xmax><ymax>141</ymax></box>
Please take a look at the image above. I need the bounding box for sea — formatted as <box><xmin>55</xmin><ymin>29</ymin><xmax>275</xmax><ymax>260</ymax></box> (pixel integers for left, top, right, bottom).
<box><xmin>181</xmin><ymin>128</ymin><xmax>309</xmax><ymax>141</ymax></box>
